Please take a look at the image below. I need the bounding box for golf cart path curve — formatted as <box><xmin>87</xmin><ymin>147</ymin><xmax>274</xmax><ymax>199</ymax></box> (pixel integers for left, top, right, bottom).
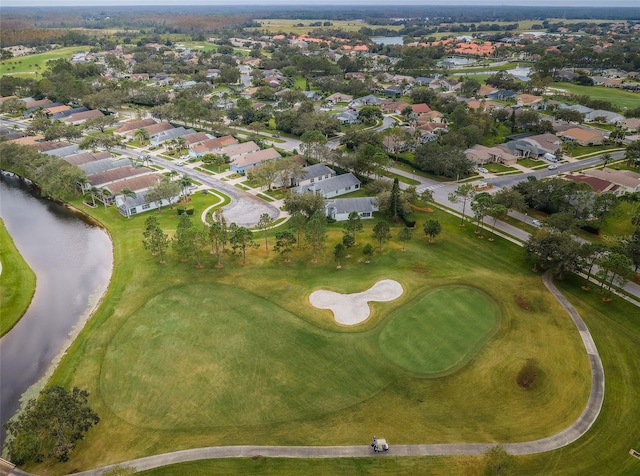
<box><xmin>9</xmin><ymin>272</ymin><xmax>604</xmax><ymax>476</ymax></box>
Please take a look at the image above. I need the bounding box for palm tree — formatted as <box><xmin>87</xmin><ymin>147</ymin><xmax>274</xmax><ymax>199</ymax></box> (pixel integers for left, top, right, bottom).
<box><xmin>119</xmin><ymin>188</ymin><xmax>137</xmax><ymax>218</ymax></box>
<box><xmin>77</xmin><ymin>176</ymin><xmax>89</xmax><ymax>196</ymax></box>
<box><xmin>601</xmin><ymin>153</ymin><xmax>612</xmax><ymax>170</ymax></box>
<box><xmin>135</xmin><ymin>128</ymin><xmax>149</xmax><ymax>146</ymax></box>
<box><xmin>179</xmin><ymin>174</ymin><xmax>192</xmax><ymax>201</ymax></box>
<box><xmin>174</xmin><ymin>137</ymin><xmax>187</xmax><ymax>157</ymax></box>
<box><xmin>89</xmin><ymin>186</ymin><xmax>100</xmax><ymax>207</ymax></box>
<box><xmin>100</xmin><ymin>188</ymin><xmax>112</xmax><ymax>210</ymax></box>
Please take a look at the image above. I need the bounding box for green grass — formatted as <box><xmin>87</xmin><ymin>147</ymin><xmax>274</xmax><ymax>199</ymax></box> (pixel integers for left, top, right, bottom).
<box><xmin>551</xmin><ymin>82</ymin><xmax>640</xmax><ymax>110</ymax></box>
<box><xmin>249</xmin><ymin>19</ymin><xmax>403</xmax><ymax>35</ymax></box>
<box><xmin>32</xmin><ymin>199</ymin><xmax>596</xmax><ymax>475</ymax></box>
<box><xmin>518</xmin><ymin>158</ymin><xmax>544</xmax><ymax>169</ymax></box>
<box><xmin>485</xmin><ymin>163</ymin><xmax>515</xmax><ymax>173</ymax></box>
<box><xmin>379</xmin><ymin>286</ymin><xmax>499</xmax><ymax>375</ymax></box>
<box><xmin>0</xmin><ymin>218</ymin><xmax>36</xmax><ymax>336</ymax></box>
<box><xmin>0</xmin><ymin>46</ymin><xmax>88</xmax><ymax>76</ymax></box>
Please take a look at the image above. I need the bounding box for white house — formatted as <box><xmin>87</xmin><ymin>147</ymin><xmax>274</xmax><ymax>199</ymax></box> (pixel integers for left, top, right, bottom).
<box><xmin>325</xmin><ymin>197</ymin><xmax>378</xmax><ymax>221</ymax></box>
<box><xmin>298</xmin><ymin>164</ymin><xmax>336</xmax><ymax>187</ymax></box>
<box><xmin>296</xmin><ymin>172</ymin><xmax>360</xmax><ymax>198</ymax></box>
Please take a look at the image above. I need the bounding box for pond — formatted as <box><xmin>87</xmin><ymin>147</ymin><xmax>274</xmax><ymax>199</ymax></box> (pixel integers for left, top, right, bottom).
<box><xmin>0</xmin><ymin>174</ymin><xmax>112</xmax><ymax>446</ymax></box>
<box><xmin>370</xmin><ymin>36</ymin><xmax>404</xmax><ymax>45</ymax></box>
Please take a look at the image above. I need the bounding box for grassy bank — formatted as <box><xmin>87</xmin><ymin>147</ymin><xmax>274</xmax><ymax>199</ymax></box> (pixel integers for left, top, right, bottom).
<box><xmin>0</xmin><ymin>218</ymin><xmax>36</xmax><ymax>336</ymax></box>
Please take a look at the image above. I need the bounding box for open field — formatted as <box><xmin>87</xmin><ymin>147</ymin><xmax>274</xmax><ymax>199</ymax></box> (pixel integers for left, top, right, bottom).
<box><xmin>26</xmin><ymin>194</ymin><xmax>599</xmax><ymax>475</ymax></box>
<box><xmin>0</xmin><ymin>46</ymin><xmax>89</xmax><ymax>77</ymax></box>
<box><xmin>249</xmin><ymin>19</ymin><xmax>403</xmax><ymax>35</ymax></box>
<box><xmin>0</xmin><ymin>218</ymin><xmax>36</xmax><ymax>337</ymax></box>
<box><xmin>550</xmin><ymin>82</ymin><xmax>640</xmax><ymax>110</ymax></box>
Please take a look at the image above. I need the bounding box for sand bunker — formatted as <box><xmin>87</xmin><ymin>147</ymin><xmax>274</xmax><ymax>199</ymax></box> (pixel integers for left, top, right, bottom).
<box><xmin>309</xmin><ymin>279</ymin><xmax>404</xmax><ymax>325</ymax></box>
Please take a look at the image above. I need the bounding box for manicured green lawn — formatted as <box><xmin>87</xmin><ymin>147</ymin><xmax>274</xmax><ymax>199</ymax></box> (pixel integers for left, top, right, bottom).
<box><xmin>0</xmin><ymin>218</ymin><xmax>36</xmax><ymax>336</ymax></box>
<box><xmin>551</xmin><ymin>82</ymin><xmax>640</xmax><ymax>110</ymax></box>
<box><xmin>379</xmin><ymin>286</ymin><xmax>499</xmax><ymax>375</ymax></box>
<box><xmin>34</xmin><ymin>201</ymin><xmax>594</xmax><ymax>475</ymax></box>
<box><xmin>485</xmin><ymin>163</ymin><xmax>515</xmax><ymax>173</ymax></box>
<box><xmin>0</xmin><ymin>46</ymin><xmax>89</xmax><ymax>76</ymax></box>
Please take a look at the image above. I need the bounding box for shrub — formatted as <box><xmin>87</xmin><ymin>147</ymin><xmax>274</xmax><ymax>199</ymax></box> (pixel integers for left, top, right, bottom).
<box><xmin>516</xmin><ymin>359</ymin><xmax>538</xmax><ymax>389</ymax></box>
<box><xmin>177</xmin><ymin>206</ymin><xmax>186</xmax><ymax>215</ymax></box>
<box><xmin>185</xmin><ymin>207</ymin><xmax>195</xmax><ymax>216</ymax></box>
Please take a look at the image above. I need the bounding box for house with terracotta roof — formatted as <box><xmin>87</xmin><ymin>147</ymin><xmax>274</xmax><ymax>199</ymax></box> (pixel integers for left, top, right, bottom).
<box><xmin>557</xmin><ymin>128</ymin><xmax>604</xmax><ymax>146</ymax></box>
<box><xmin>44</xmin><ymin>105</ymin><xmax>71</xmax><ymax>116</ymax></box>
<box><xmin>411</xmin><ymin>103</ymin><xmax>431</xmax><ymax>115</ymax></box>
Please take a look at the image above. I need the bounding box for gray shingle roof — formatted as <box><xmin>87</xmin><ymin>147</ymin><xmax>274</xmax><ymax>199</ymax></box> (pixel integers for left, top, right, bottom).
<box><xmin>325</xmin><ymin>197</ymin><xmax>378</xmax><ymax>215</ymax></box>
<box><xmin>297</xmin><ymin>173</ymin><xmax>360</xmax><ymax>195</ymax></box>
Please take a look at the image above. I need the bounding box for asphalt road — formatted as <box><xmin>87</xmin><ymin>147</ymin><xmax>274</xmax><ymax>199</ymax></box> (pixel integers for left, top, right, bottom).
<box><xmin>113</xmin><ymin>148</ymin><xmax>279</xmax><ymax>227</ymax></box>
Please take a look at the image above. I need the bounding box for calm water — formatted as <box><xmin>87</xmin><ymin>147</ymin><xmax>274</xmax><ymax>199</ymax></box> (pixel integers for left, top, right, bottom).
<box><xmin>0</xmin><ymin>175</ymin><xmax>112</xmax><ymax>446</ymax></box>
<box><xmin>370</xmin><ymin>36</ymin><xmax>404</xmax><ymax>45</ymax></box>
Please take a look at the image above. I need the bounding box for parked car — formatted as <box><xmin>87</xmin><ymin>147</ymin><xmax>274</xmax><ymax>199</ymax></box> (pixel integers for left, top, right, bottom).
<box><xmin>531</xmin><ymin>219</ymin><xmax>542</xmax><ymax>227</ymax></box>
<box><xmin>478</xmin><ymin>167</ymin><xmax>488</xmax><ymax>173</ymax></box>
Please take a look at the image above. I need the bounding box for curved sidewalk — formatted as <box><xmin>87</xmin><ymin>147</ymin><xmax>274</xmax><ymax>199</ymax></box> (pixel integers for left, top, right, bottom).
<box><xmin>10</xmin><ymin>272</ymin><xmax>604</xmax><ymax>476</ymax></box>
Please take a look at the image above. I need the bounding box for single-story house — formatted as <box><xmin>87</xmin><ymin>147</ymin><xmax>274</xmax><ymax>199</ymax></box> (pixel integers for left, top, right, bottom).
<box><xmin>79</xmin><ymin>158</ymin><xmax>132</xmax><ymax>181</ymax></box>
<box><xmin>557</xmin><ymin>128</ymin><xmax>604</xmax><ymax>146</ymax></box>
<box><xmin>336</xmin><ymin>110</ymin><xmax>360</xmax><ymax>124</ymax></box>
<box><xmin>87</xmin><ymin>166</ymin><xmax>151</xmax><ymax>188</ymax></box>
<box><xmin>381</xmin><ymin>100</ymin><xmax>411</xmax><ymax>115</ymax></box>
<box><xmin>63</xmin><ymin>109</ymin><xmax>104</xmax><ymax>125</ymax></box>
<box><xmin>63</xmin><ymin>151</ymin><xmax>112</xmax><ymax>166</ymax></box>
<box><xmin>465</xmin><ymin>144</ymin><xmax>518</xmax><ymax>166</ymax></box>
<box><xmin>230</xmin><ymin>148</ymin><xmax>282</xmax><ymax>174</ymax></box>
<box><xmin>189</xmin><ymin>135</ymin><xmax>239</xmax><ymax>157</ymax></box>
<box><xmin>325</xmin><ymin>93</ymin><xmax>353</xmax><ymax>104</ymax></box>
<box><xmin>487</xmin><ymin>90</ymin><xmax>518</xmax><ymax>101</ymax></box>
<box><xmin>41</xmin><ymin>144</ymin><xmax>80</xmax><ymax>158</ymax></box>
<box><xmin>325</xmin><ymin>197</ymin><xmax>378</xmax><ymax>221</ymax></box>
<box><xmin>583</xmin><ymin>168</ymin><xmax>640</xmax><ymax>194</ymax></box>
<box><xmin>150</xmin><ymin>126</ymin><xmax>196</xmax><ymax>146</ymax></box>
<box><xmin>115</xmin><ymin>188</ymin><xmax>180</xmax><ymax>217</ymax></box>
<box><xmin>298</xmin><ymin>164</ymin><xmax>336</xmax><ymax>187</ymax></box>
<box><xmin>383</xmin><ymin>85</ymin><xmax>403</xmax><ymax>97</ymax></box>
<box><xmin>349</xmin><ymin>95</ymin><xmax>382</xmax><ymax>107</ymax></box>
<box><xmin>564</xmin><ymin>174</ymin><xmax>620</xmax><ymax>194</ymax></box>
<box><xmin>114</xmin><ymin>118</ymin><xmax>157</xmax><ymax>136</ymax></box>
<box><xmin>218</xmin><ymin>141</ymin><xmax>261</xmax><ymax>161</ymax></box>
<box><xmin>51</xmin><ymin>106</ymin><xmax>88</xmax><ymax>120</ymax></box>
<box><xmin>297</xmin><ymin>172</ymin><xmax>361</xmax><ymax>198</ymax></box>
<box><xmin>584</xmin><ymin>109</ymin><xmax>625</xmax><ymax>124</ymax></box>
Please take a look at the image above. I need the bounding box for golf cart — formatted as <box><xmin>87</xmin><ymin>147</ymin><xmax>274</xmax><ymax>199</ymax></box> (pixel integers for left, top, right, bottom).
<box><xmin>371</xmin><ymin>435</ymin><xmax>389</xmax><ymax>453</ymax></box>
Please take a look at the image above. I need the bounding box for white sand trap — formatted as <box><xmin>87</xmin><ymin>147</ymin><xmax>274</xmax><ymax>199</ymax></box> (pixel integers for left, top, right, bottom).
<box><xmin>309</xmin><ymin>279</ymin><xmax>404</xmax><ymax>325</ymax></box>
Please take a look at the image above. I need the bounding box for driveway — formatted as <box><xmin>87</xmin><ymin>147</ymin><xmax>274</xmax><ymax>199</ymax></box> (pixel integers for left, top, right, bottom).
<box><xmin>114</xmin><ymin>148</ymin><xmax>279</xmax><ymax>227</ymax></box>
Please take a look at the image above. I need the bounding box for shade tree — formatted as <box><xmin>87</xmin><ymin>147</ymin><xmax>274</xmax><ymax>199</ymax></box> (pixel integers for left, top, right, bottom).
<box><xmin>423</xmin><ymin>219</ymin><xmax>442</xmax><ymax>243</ymax></box>
<box><xmin>372</xmin><ymin>221</ymin><xmax>392</xmax><ymax>250</ymax></box>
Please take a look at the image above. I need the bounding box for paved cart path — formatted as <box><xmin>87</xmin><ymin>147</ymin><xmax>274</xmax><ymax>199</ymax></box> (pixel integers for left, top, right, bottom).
<box><xmin>9</xmin><ymin>272</ymin><xmax>604</xmax><ymax>475</ymax></box>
